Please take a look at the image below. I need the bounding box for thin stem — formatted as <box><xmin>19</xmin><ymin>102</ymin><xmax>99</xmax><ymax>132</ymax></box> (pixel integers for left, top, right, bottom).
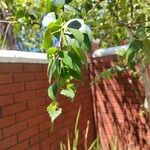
<box><xmin>1</xmin><ymin>22</ymin><xmax>11</xmax><ymax>49</ymax></box>
<box><xmin>0</xmin><ymin>20</ymin><xmax>16</xmax><ymax>24</ymax></box>
<box><xmin>130</xmin><ymin>0</ymin><xmax>133</xmax><ymax>19</ymax></box>
<box><xmin>84</xmin><ymin>1</ymin><xmax>101</xmax><ymax>20</ymax></box>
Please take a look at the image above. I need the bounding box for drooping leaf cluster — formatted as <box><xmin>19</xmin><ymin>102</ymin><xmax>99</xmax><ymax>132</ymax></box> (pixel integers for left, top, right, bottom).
<box><xmin>1</xmin><ymin>0</ymin><xmax>150</xmax><ymax>120</ymax></box>
<box><xmin>44</xmin><ymin>16</ymin><xmax>93</xmax><ymax>122</ymax></box>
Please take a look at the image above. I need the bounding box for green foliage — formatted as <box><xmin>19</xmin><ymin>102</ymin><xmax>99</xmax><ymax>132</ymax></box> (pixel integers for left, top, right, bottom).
<box><xmin>60</xmin><ymin>107</ymin><xmax>101</xmax><ymax>150</ymax></box>
<box><xmin>1</xmin><ymin>0</ymin><xmax>150</xmax><ymax>121</ymax></box>
<box><xmin>60</xmin><ymin>107</ymin><xmax>123</xmax><ymax>150</ymax></box>
<box><xmin>43</xmin><ymin>14</ymin><xmax>93</xmax><ymax>122</ymax></box>
<box><xmin>47</xmin><ymin>101</ymin><xmax>62</xmax><ymax>123</ymax></box>
<box><xmin>0</xmin><ymin>0</ymin><xmax>46</xmax><ymax>50</ymax></box>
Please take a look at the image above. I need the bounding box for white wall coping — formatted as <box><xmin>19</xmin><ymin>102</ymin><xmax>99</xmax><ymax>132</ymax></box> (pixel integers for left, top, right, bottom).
<box><xmin>0</xmin><ymin>50</ymin><xmax>48</xmax><ymax>64</ymax></box>
<box><xmin>92</xmin><ymin>45</ymin><xmax>128</xmax><ymax>58</ymax></box>
<box><xmin>0</xmin><ymin>45</ymin><xmax>128</xmax><ymax>64</ymax></box>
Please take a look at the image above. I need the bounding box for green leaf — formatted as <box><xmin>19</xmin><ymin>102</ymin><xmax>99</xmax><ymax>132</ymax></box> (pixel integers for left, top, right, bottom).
<box><xmin>42</xmin><ymin>28</ymin><xmax>53</xmax><ymax>50</ymax></box>
<box><xmin>49</xmin><ymin>59</ymin><xmax>60</xmax><ymax>83</ymax></box>
<box><xmin>47</xmin><ymin>101</ymin><xmax>62</xmax><ymax>122</ymax></box>
<box><xmin>47</xmin><ymin>59</ymin><xmax>53</xmax><ymax>77</ymax></box>
<box><xmin>64</xmin><ymin>5</ymin><xmax>79</xmax><ymax>14</ymax></box>
<box><xmin>0</xmin><ymin>1</ymin><xmax>8</xmax><ymax>9</ymax></box>
<box><xmin>47</xmin><ymin>47</ymin><xmax>57</xmax><ymax>59</ymax></box>
<box><xmin>46</xmin><ymin>0</ymin><xmax>52</xmax><ymax>12</ymax></box>
<box><xmin>66</xmin><ymin>83</ymin><xmax>76</xmax><ymax>91</ymax></box>
<box><xmin>143</xmin><ymin>39</ymin><xmax>150</xmax><ymax>64</ymax></box>
<box><xmin>69</xmin><ymin>69</ymin><xmax>82</xmax><ymax>80</ymax></box>
<box><xmin>16</xmin><ymin>10</ymin><xmax>25</xmax><ymax>19</ymax></box>
<box><xmin>62</xmin><ymin>51</ymin><xmax>73</xmax><ymax>69</ymax></box>
<box><xmin>69</xmin><ymin>50</ymin><xmax>82</xmax><ymax>70</ymax></box>
<box><xmin>65</xmin><ymin>0</ymin><xmax>72</xmax><ymax>4</ymax></box>
<box><xmin>72</xmin><ymin>46</ymin><xmax>87</xmax><ymax>64</ymax></box>
<box><xmin>81</xmin><ymin>34</ymin><xmax>92</xmax><ymax>51</ymax></box>
<box><xmin>60</xmin><ymin>88</ymin><xmax>75</xmax><ymax>99</ymax></box>
<box><xmin>53</xmin><ymin>0</ymin><xmax>65</xmax><ymax>11</ymax></box>
<box><xmin>48</xmin><ymin>22</ymin><xmax>61</xmax><ymax>33</ymax></box>
<box><xmin>48</xmin><ymin>83</ymin><xmax>58</xmax><ymax>100</ymax></box>
<box><xmin>68</xmin><ymin>28</ymin><xmax>84</xmax><ymax>44</ymax></box>
<box><xmin>125</xmin><ymin>39</ymin><xmax>143</xmax><ymax>67</ymax></box>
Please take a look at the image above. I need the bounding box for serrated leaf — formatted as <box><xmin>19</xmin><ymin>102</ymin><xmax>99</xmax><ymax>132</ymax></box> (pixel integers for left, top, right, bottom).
<box><xmin>47</xmin><ymin>101</ymin><xmax>62</xmax><ymax>122</ymax></box>
<box><xmin>48</xmin><ymin>83</ymin><xmax>58</xmax><ymax>100</ymax></box>
<box><xmin>68</xmin><ymin>28</ymin><xmax>84</xmax><ymax>44</ymax></box>
<box><xmin>60</xmin><ymin>88</ymin><xmax>75</xmax><ymax>99</ymax></box>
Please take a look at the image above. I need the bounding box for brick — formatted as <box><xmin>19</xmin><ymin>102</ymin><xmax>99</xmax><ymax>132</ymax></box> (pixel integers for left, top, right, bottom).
<box><xmin>14</xmin><ymin>90</ymin><xmax>36</xmax><ymax>102</ymax></box>
<box><xmin>16</xmin><ymin>109</ymin><xmax>37</xmax><ymax>122</ymax></box>
<box><xmin>0</xmin><ymin>130</ymin><xmax>3</xmax><ymax>140</ymax></box>
<box><xmin>0</xmin><ymin>135</ymin><xmax>17</xmax><ymax>149</ymax></box>
<box><xmin>0</xmin><ymin>64</ymin><xmax>23</xmax><ymax>73</ymax></box>
<box><xmin>45</xmin><ymin>96</ymin><xmax>50</xmax><ymax>104</ymax></box>
<box><xmin>0</xmin><ymin>95</ymin><xmax>14</xmax><ymax>106</ymax></box>
<box><xmin>39</xmin><ymin>121</ymin><xmax>50</xmax><ymax>131</ymax></box>
<box><xmin>24</xmin><ymin>64</ymin><xmax>43</xmax><ymax>72</ymax></box>
<box><xmin>27</xmin><ymin>97</ymin><xmax>45</xmax><ymax>109</ymax></box>
<box><xmin>36</xmin><ymin>72</ymin><xmax>47</xmax><ymax>80</ymax></box>
<box><xmin>25</xmin><ymin>80</ymin><xmax>48</xmax><ymax>90</ymax></box>
<box><xmin>8</xmin><ymin>140</ymin><xmax>29</xmax><ymax>150</ymax></box>
<box><xmin>28</xmin><ymin>114</ymin><xmax>47</xmax><ymax>127</ymax></box>
<box><xmin>39</xmin><ymin>130</ymin><xmax>49</xmax><ymax>141</ymax></box>
<box><xmin>3</xmin><ymin>121</ymin><xmax>27</xmax><ymax>138</ymax></box>
<box><xmin>0</xmin><ymin>73</ymin><xmax>13</xmax><ymax>84</ymax></box>
<box><xmin>30</xmin><ymin>134</ymin><xmax>40</xmax><ymax>145</ymax></box>
<box><xmin>14</xmin><ymin>73</ymin><xmax>35</xmax><ymax>82</ymax></box>
<box><xmin>40</xmin><ymin>135</ymin><xmax>56</xmax><ymax>149</ymax></box>
<box><xmin>43</xmin><ymin>65</ymin><xmax>47</xmax><ymax>72</ymax></box>
<box><xmin>36</xmin><ymin>88</ymin><xmax>47</xmax><ymax>97</ymax></box>
<box><xmin>0</xmin><ymin>115</ymin><xmax>15</xmax><ymax>129</ymax></box>
<box><xmin>18</xmin><ymin>126</ymin><xmax>39</xmax><ymax>142</ymax></box>
<box><xmin>2</xmin><ymin>102</ymin><xmax>26</xmax><ymax>116</ymax></box>
<box><xmin>37</xmin><ymin>104</ymin><xmax>48</xmax><ymax>114</ymax></box>
<box><xmin>30</xmin><ymin>144</ymin><xmax>40</xmax><ymax>150</ymax></box>
<box><xmin>0</xmin><ymin>83</ymin><xmax>24</xmax><ymax>95</ymax></box>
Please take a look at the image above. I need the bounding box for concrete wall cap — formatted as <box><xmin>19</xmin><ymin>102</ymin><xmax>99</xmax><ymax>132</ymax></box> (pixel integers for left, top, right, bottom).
<box><xmin>0</xmin><ymin>50</ymin><xmax>48</xmax><ymax>64</ymax></box>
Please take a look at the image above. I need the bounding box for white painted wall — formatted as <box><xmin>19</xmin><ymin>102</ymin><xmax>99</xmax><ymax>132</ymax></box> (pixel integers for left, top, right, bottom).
<box><xmin>92</xmin><ymin>45</ymin><xmax>128</xmax><ymax>58</ymax></box>
<box><xmin>0</xmin><ymin>50</ymin><xmax>48</xmax><ymax>64</ymax></box>
<box><xmin>0</xmin><ymin>45</ymin><xmax>128</xmax><ymax>64</ymax></box>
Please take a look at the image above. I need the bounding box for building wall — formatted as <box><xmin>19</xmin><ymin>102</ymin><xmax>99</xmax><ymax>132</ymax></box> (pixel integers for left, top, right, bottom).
<box><xmin>0</xmin><ymin>63</ymin><xmax>95</xmax><ymax>150</ymax></box>
<box><xmin>0</xmin><ymin>54</ymin><xmax>150</xmax><ymax>150</ymax></box>
<box><xmin>90</xmin><ymin>55</ymin><xmax>150</xmax><ymax>149</ymax></box>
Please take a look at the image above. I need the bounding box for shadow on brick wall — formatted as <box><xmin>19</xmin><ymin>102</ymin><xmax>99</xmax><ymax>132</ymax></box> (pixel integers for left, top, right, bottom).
<box><xmin>90</xmin><ymin>55</ymin><xmax>150</xmax><ymax>150</ymax></box>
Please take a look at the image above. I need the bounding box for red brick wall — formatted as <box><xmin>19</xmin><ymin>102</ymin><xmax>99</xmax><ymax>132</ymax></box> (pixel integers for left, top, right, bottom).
<box><xmin>0</xmin><ymin>63</ymin><xmax>95</xmax><ymax>150</ymax></box>
<box><xmin>1</xmin><ymin>55</ymin><xmax>150</xmax><ymax>150</ymax></box>
<box><xmin>90</xmin><ymin>55</ymin><xmax>150</xmax><ymax>149</ymax></box>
